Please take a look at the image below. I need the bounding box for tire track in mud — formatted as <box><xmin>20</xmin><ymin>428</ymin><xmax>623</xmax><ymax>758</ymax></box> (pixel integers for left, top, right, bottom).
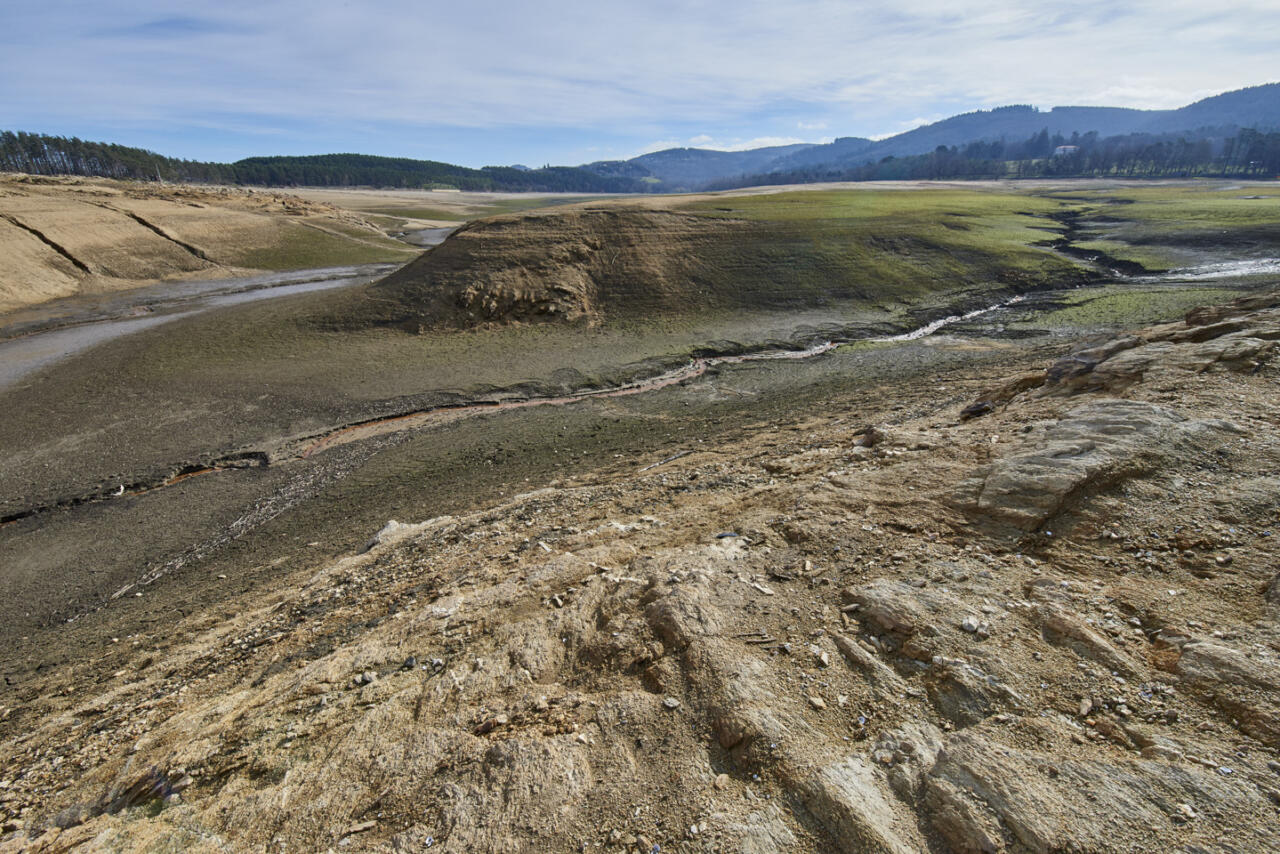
<box><xmin>298</xmin><ymin>340</ymin><xmax>838</xmax><ymax>458</ymax></box>
<box><xmin>2</xmin><ymin>296</ymin><xmax>1028</xmax><ymax>532</ymax></box>
<box><xmin>0</xmin><ymin>343</ymin><xmax>836</xmax><ymax>531</ymax></box>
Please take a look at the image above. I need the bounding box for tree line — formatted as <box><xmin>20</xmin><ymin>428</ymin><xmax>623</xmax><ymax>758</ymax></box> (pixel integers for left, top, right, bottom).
<box><xmin>0</xmin><ymin>132</ymin><xmax>646</xmax><ymax>193</ymax></box>
<box><xmin>707</xmin><ymin>127</ymin><xmax>1280</xmax><ymax>189</ymax></box>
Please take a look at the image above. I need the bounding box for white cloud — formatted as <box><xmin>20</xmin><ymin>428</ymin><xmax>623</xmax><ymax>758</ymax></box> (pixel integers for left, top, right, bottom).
<box><xmin>869</xmin><ymin>115</ymin><xmax>949</xmax><ymax>140</ymax></box>
<box><xmin>704</xmin><ymin>136</ymin><xmax>811</xmax><ymax>151</ymax></box>
<box><xmin>633</xmin><ymin>134</ymin><xmax>828</xmax><ymax>158</ymax></box>
<box><xmin>2</xmin><ymin>1</ymin><xmax>1277</xmax><ymax>160</ymax></box>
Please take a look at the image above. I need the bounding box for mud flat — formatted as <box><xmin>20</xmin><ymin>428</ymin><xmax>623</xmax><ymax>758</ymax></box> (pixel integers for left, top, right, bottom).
<box><xmin>0</xmin><ymin>264</ymin><xmax>398</xmax><ymax>390</ymax></box>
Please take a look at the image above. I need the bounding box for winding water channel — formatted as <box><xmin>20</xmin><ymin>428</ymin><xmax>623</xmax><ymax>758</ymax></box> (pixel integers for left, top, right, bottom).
<box><xmin>0</xmin><ymin>264</ymin><xmax>396</xmax><ymax>391</ymax></box>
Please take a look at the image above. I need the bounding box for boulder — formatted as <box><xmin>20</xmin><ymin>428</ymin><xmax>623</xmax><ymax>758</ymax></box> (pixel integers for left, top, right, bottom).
<box><xmin>924</xmin><ymin>730</ymin><xmax>1279</xmax><ymax>853</ymax></box>
<box><xmin>954</xmin><ymin>399</ymin><xmax>1242</xmax><ymax>531</ymax></box>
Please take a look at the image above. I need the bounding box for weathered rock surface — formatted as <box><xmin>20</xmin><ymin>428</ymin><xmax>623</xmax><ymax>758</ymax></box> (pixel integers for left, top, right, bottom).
<box><xmin>925</xmin><ymin>729</ymin><xmax>1280</xmax><ymax>853</ymax></box>
<box><xmin>954</xmin><ymin>398</ymin><xmax>1243</xmax><ymax>530</ymax></box>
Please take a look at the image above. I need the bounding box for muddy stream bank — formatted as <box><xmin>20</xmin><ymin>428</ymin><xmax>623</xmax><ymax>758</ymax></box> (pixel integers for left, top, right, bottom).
<box><xmin>0</xmin><ymin>264</ymin><xmax>399</xmax><ymax>390</ymax></box>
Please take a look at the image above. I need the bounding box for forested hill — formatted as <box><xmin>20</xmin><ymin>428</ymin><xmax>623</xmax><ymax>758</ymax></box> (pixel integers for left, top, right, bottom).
<box><xmin>0</xmin><ymin>132</ymin><xmax>644</xmax><ymax>192</ymax></box>
<box><xmin>706</xmin><ymin>127</ymin><xmax>1280</xmax><ymax>189</ymax></box>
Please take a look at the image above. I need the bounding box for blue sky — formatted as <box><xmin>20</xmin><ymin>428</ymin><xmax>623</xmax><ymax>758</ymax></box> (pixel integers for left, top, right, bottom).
<box><xmin>3</xmin><ymin>1</ymin><xmax>1278</xmax><ymax>167</ymax></box>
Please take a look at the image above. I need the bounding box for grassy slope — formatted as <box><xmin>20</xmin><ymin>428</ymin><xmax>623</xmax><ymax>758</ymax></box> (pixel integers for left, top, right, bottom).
<box><xmin>16</xmin><ymin>187</ymin><xmax>1104</xmax><ymax>407</ymax></box>
<box><xmin>230</xmin><ymin>221</ymin><xmax>418</xmax><ymax>270</ymax></box>
<box><xmin>679</xmin><ymin>187</ymin><xmax>1078</xmax><ymax>296</ymax></box>
<box><xmin>679</xmin><ymin>188</ymin><xmax>1086</xmax><ymax>301</ymax></box>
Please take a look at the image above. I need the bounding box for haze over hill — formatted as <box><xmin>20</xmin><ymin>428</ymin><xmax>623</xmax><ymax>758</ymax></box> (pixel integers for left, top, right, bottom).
<box><xmin>584</xmin><ymin>83</ymin><xmax>1280</xmax><ymax>189</ymax></box>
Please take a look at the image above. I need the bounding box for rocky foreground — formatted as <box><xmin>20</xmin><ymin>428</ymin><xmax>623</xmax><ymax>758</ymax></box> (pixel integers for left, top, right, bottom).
<box><xmin>3</xmin><ymin>291</ymin><xmax>1280</xmax><ymax>852</ymax></box>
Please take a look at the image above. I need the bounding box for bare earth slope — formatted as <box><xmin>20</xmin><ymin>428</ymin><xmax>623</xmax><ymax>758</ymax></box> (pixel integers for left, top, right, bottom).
<box><xmin>4</xmin><ymin>291</ymin><xmax>1278</xmax><ymax>852</ymax></box>
<box><xmin>352</xmin><ymin>191</ymin><xmax>1087</xmax><ymax>332</ymax></box>
<box><xmin>0</xmin><ymin>174</ymin><xmax>417</xmax><ymax>313</ymax></box>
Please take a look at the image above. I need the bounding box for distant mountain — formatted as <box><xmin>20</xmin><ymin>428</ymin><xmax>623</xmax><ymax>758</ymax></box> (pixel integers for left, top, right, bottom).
<box><xmin>798</xmin><ymin>105</ymin><xmax>1158</xmax><ymax>167</ymax></box>
<box><xmin>1141</xmin><ymin>83</ymin><xmax>1280</xmax><ymax>133</ymax></box>
<box><xmin>757</xmin><ymin>136</ymin><xmax>877</xmax><ymax>171</ymax></box>
<box><xmin>584</xmin><ymin>143</ymin><xmax>819</xmax><ymax>190</ymax></box>
<box><xmin>584</xmin><ymin>83</ymin><xmax>1280</xmax><ymax>189</ymax></box>
<box><xmin>8</xmin><ymin>83</ymin><xmax>1279</xmax><ymax>194</ymax></box>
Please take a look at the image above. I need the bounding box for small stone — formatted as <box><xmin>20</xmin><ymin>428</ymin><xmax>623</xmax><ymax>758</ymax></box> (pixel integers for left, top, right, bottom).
<box><xmin>342</xmin><ymin>820</ymin><xmax>377</xmax><ymax>837</ymax></box>
<box><xmin>663</xmin><ymin>697</ymin><xmax>681</xmax><ymax>710</ymax></box>
<box><xmin>1215</xmin><ymin>554</ymin><xmax>1233</xmax><ymax>566</ymax></box>
<box><xmin>809</xmin><ymin>645</ymin><xmax>831</xmax><ymax>667</ymax></box>
<box><xmin>960</xmin><ymin>616</ymin><xmax>980</xmax><ymax>633</ymax></box>
<box><xmin>808</xmin><ymin>695</ymin><xmax>827</xmax><ymax>710</ymax></box>
<box><xmin>1079</xmin><ymin>697</ymin><xmax>1093</xmax><ymax>717</ymax></box>
<box><xmin>473</xmin><ymin>714</ymin><xmax>509</xmax><ymax>735</ymax></box>
<box><xmin>713</xmin><ymin>773</ymin><xmax>729</xmax><ymax>790</ymax></box>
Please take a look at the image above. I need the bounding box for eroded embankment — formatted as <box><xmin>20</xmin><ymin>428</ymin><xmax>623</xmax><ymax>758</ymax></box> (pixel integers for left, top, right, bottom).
<box><xmin>0</xmin><ymin>174</ymin><xmax>417</xmax><ymax>313</ymax></box>
<box><xmin>335</xmin><ymin>205</ymin><xmax>1092</xmax><ymax>332</ymax></box>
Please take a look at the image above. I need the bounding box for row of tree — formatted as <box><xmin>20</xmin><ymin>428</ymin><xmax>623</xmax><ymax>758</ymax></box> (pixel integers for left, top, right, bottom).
<box><xmin>0</xmin><ymin>132</ymin><xmax>645</xmax><ymax>193</ymax></box>
<box><xmin>708</xmin><ymin>127</ymin><xmax>1280</xmax><ymax>189</ymax></box>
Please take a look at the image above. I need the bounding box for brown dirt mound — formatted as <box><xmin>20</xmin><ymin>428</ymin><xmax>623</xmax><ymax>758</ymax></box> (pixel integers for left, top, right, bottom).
<box><xmin>365</xmin><ymin>209</ymin><xmax>759</xmax><ymax>329</ymax></box>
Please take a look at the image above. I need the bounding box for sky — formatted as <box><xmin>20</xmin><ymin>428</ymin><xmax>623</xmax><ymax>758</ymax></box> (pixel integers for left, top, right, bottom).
<box><xmin>3</xmin><ymin>1</ymin><xmax>1278</xmax><ymax>168</ymax></box>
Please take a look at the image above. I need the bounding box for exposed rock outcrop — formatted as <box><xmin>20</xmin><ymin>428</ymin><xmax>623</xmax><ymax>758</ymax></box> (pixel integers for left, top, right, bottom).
<box><xmin>954</xmin><ymin>398</ymin><xmax>1244</xmax><ymax>531</ymax></box>
<box><xmin>4</xmin><ymin>291</ymin><xmax>1279</xmax><ymax>852</ymax></box>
